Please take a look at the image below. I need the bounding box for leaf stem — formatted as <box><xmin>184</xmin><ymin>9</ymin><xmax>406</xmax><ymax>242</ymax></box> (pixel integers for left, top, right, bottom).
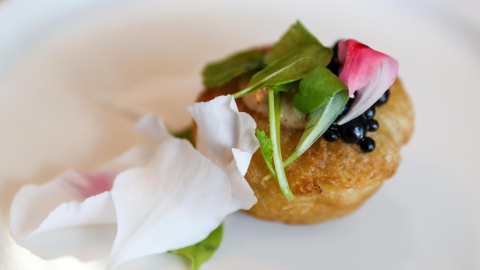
<box><xmin>269</xmin><ymin>89</ymin><xmax>295</xmax><ymax>201</ymax></box>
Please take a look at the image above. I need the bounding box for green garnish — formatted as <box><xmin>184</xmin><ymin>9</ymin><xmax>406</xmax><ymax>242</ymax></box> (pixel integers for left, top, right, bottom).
<box><xmin>201</xmin><ymin>21</ymin><xmax>347</xmax><ymax>201</ymax></box>
<box><xmin>202</xmin><ymin>49</ymin><xmax>265</xmax><ymax>88</ymax></box>
<box><xmin>173</xmin><ymin>127</ymin><xmax>194</xmax><ymax>145</ymax></box>
<box><xmin>255</xmin><ymin>129</ymin><xmax>277</xmax><ymax>180</ymax></box>
<box><xmin>171</xmin><ymin>224</ymin><xmax>223</xmax><ymax>270</ymax></box>
<box><xmin>269</xmin><ymin>89</ymin><xmax>295</xmax><ymax>201</ymax></box>
<box><xmin>264</xmin><ymin>21</ymin><xmax>328</xmax><ymax>64</ymax></box>
<box><xmin>233</xmin><ymin>45</ymin><xmax>332</xmax><ymax>99</ymax></box>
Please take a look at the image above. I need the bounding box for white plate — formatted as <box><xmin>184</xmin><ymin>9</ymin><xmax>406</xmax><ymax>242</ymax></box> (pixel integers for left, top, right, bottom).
<box><xmin>0</xmin><ymin>1</ymin><xmax>479</xmax><ymax>269</ymax></box>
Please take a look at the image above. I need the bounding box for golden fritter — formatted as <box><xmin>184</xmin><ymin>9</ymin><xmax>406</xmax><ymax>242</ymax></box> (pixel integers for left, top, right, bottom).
<box><xmin>196</xmin><ymin>78</ymin><xmax>414</xmax><ymax>224</ymax></box>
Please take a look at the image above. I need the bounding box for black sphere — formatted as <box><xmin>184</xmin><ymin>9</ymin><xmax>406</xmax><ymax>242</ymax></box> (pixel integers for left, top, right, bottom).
<box><xmin>341</xmin><ymin>125</ymin><xmax>365</xmax><ymax>143</ymax></box>
<box><xmin>360</xmin><ymin>137</ymin><xmax>376</xmax><ymax>152</ymax></box>
<box><xmin>324</xmin><ymin>130</ymin><xmax>339</xmax><ymax>142</ymax></box>
<box><xmin>364</xmin><ymin>106</ymin><xmax>376</xmax><ymax>119</ymax></box>
<box><xmin>367</xmin><ymin>119</ymin><xmax>380</xmax><ymax>132</ymax></box>
<box><xmin>375</xmin><ymin>90</ymin><xmax>390</xmax><ymax>106</ymax></box>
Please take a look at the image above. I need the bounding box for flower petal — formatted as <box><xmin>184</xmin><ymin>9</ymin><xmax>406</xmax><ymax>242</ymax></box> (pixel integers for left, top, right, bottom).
<box><xmin>10</xmin><ymin>171</ymin><xmax>117</xmax><ymax>260</ymax></box>
<box><xmin>9</xmin><ymin>114</ymin><xmax>172</xmax><ymax>261</ymax></box>
<box><xmin>134</xmin><ymin>113</ymin><xmax>173</xmax><ymax>142</ymax></box>
<box><xmin>108</xmin><ymin>138</ymin><xmax>232</xmax><ymax>268</ymax></box>
<box><xmin>337</xmin><ymin>39</ymin><xmax>398</xmax><ymax>125</ymax></box>
<box><xmin>188</xmin><ymin>95</ymin><xmax>259</xmax><ymax>209</ymax></box>
<box><xmin>100</xmin><ymin>114</ymin><xmax>171</xmax><ymax>173</ymax></box>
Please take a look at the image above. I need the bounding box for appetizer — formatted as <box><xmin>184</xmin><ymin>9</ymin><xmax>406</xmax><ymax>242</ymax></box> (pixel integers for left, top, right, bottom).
<box><xmin>9</xmin><ymin>21</ymin><xmax>414</xmax><ymax>270</ymax></box>
<box><xmin>197</xmin><ymin>21</ymin><xmax>414</xmax><ymax>224</ymax></box>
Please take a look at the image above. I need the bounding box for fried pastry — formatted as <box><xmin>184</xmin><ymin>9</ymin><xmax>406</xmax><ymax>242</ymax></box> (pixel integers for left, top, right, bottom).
<box><xmin>196</xmin><ymin>78</ymin><xmax>413</xmax><ymax>224</ymax></box>
<box><xmin>195</xmin><ymin>21</ymin><xmax>414</xmax><ymax>224</ymax></box>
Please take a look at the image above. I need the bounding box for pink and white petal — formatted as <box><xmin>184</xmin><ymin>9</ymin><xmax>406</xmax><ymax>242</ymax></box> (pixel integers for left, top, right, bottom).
<box><xmin>338</xmin><ymin>40</ymin><xmax>380</xmax><ymax>96</ymax></box>
<box><xmin>108</xmin><ymin>138</ymin><xmax>231</xmax><ymax>268</ymax></box>
<box><xmin>339</xmin><ymin>59</ymin><xmax>398</xmax><ymax>124</ymax></box>
<box><xmin>337</xmin><ymin>39</ymin><xmax>399</xmax><ymax>125</ymax></box>
<box><xmin>10</xmin><ymin>171</ymin><xmax>117</xmax><ymax>260</ymax></box>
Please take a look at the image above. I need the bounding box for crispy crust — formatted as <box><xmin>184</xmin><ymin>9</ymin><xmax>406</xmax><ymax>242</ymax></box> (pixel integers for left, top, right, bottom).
<box><xmin>196</xmin><ymin>78</ymin><xmax>414</xmax><ymax>224</ymax></box>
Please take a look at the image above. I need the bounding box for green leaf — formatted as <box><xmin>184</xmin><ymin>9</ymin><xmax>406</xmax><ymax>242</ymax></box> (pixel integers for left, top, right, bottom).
<box><xmin>268</xmin><ymin>90</ymin><xmax>295</xmax><ymax>201</ymax></box>
<box><xmin>202</xmin><ymin>49</ymin><xmax>265</xmax><ymax>88</ymax></box>
<box><xmin>255</xmin><ymin>129</ymin><xmax>277</xmax><ymax>180</ymax></box>
<box><xmin>234</xmin><ymin>45</ymin><xmax>333</xmax><ymax>98</ymax></box>
<box><xmin>173</xmin><ymin>127</ymin><xmax>194</xmax><ymax>145</ymax></box>
<box><xmin>171</xmin><ymin>224</ymin><xmax>223</xmax><ymax>270</ymax></box>
<box><xmin>284</xmin><ymin>89</ymin><xmax>349</xmax><ymax>167</ymax></box>
<box><xmin>264</xmin><ymin>21</ymin><xmax>329</xmax><ymax>64</ymax></box>
<box><xmin>293</xmin><ymin>66</ymin><xmax>348</xmax><ymax>114</ymax></box>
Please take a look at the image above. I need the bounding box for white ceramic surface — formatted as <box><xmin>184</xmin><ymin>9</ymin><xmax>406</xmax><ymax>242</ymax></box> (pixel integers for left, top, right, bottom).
<box><xmin>0</xmin><ymin>0</ymin><xmax>479</xmax><ymax>269</ymax></box>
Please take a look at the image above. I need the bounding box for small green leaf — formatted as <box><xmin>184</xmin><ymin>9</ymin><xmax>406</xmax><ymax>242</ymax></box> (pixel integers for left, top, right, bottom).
<box><xmin>171</xmin><ymin>224</ymin><xmax>223</xmax><ymax>270</ymax></box>
<box><xmin>202</xmin><ymin>49</ymin><xmax>265</xmax><ymax>88</ymax></box>
<box><xmin>284</xmin><ymin>90</ymin><xmax>349</xmax><ymax>167</ymax></box>
<box><xmin>264</xmin><ymin>21</ymin><xmax>328</xmax><ymax>64</ymax></box>
<box><xmin>234</xmin><ymin>45</ymin><xmax>333</xmax><ymax>98</ymax></box>
<box><xmin>269</xmin><ymin>90</ymin><xmax>295</xmax><ymax>201</ymax></box>
<box><xmin>173</xmin><ymin>127</ymin><xmax>194</xmax><ymax>145</ymax></box>
<box><xmin>293</xmin><ymin>66</ymin><xmax>348</xmax><ymax>114</ymax></box>
<box><xmin>255</xmin><ymin>129</ymin><xmax>277</xmax><ymax>180</ymax></box>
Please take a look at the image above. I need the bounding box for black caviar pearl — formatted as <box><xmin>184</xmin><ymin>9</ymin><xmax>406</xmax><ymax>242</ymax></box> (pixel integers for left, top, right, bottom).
<box><xmin>375</xmin><ymin>90</ymin><xmax>390</xmax><ymax>106</ymax></box>
<box><xmin>340</xmin><ymin>125</ymin><xmax>365</xmax><ymax>144</ymax></box>
<box><xmin>364</xmin><ymin>106</ymin><xmax>376</xmax><ymax>120</ymax></box>
<box><xmin>338</xmin><ymin>114</ymin><xmax>367</xmax><ymax>144</ymax></box>
<box><xmin>331</xmin><ymin>121</ymin><xmax>339</xmax><ymax>127</ymax></box>
<box><xmin>324</xmin><ymin>129</ymin><xmax>340</xmax><ymax>142</ymax></box>
<box><xmin>360</xmin><ymin>137</ymin><xmax>375</xmax><ymax>152</ymax></box>
<box><xmin>367</xmin><ymin>119</ymin><xmax>379</xmax><ymax>132</ymax></box>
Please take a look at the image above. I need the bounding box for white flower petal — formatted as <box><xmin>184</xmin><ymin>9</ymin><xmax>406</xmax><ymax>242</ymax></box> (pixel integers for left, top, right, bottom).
<box><xmin>134</xmin><ymin>113</ymin><xmax>172</xmax><ymax>142</ymax></box>
<box><xmin>232</xmin><ymin>148</ymin><xmax>252</xmax><ymax>177</ymax></box>
<box><xmin>188</xmin><ymin>95</ymin><xmax>259</xmax><ymax>209</ymax></box>
<box><xmin>101</xmin><ymin>114</ymin><xmax>172</xmax><ymax>173</ymax></box>
<box><xmin>10</xmin><ymin>171</ymin><xmax>117</xmax><ymax>260</ymax></box>
<box><xmin>226</xmin><ymin>148</ymin><xmax>257</xmax><ymax>210</ymax></box>
<box><xmin>9</xmin><ymin>114</ymin><xmax>171</xmax><ymax>261</ymax></box>
<box><xmin>100</xmin><ymin>142</ymin><xmax>159</xmax><ymax>173</ymax></box>
<box><xmin>188</xmin><ymin>95</ymin><xmax>259</xmax><ymax>169</ymax></box>
<box><xmin>108</xmin><ymin>138</ymin><xmax>231</xmax><ymax>268</ymax></box>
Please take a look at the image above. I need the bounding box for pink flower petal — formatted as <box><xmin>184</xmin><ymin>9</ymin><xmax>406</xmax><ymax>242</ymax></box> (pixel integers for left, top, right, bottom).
<box><xmin>337</xmin><ymin>39</ymin><xmax>399</xmax><ymax>125</ymax></box>
<box><xmin>66</xmin><ymin>171</ymin><xmax>115</xmax><ymax>198</ymax></box>
<box><xmin>9</xmin><ymin>171</ymin><xmax>117</xmax><ymax>260</ymax></box>
<box><xmin>9</xmin><ymin>115</ymin><xmax>171</xmax><ymax>261</ymax></box>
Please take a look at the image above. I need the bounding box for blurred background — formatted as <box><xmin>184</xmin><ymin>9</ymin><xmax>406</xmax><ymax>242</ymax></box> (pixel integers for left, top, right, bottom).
<box><xmin>0</xmin><ymin>0</ymin><xmax>479</xmax><ymax>269</ymax></box>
